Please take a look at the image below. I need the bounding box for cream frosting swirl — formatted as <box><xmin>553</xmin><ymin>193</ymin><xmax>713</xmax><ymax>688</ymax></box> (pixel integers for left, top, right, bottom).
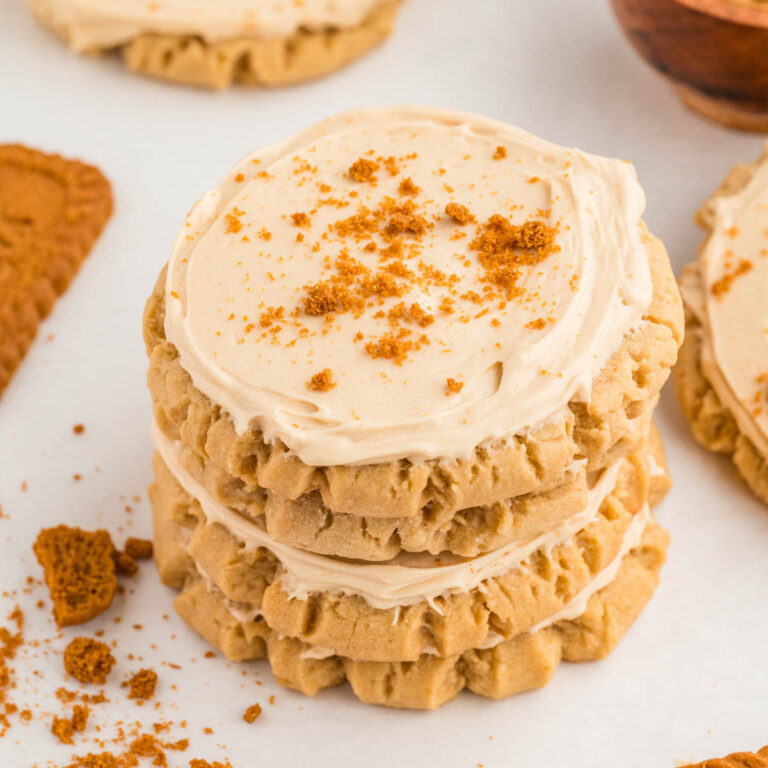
<box><xmin>30</xmin><ymin>0</ymin><xmax>388</xmax><ymax>51</ymax></box>
<box><xmin>153</xmin><ymin>420</ymin><xmax>627</xmax><ymax>611</ymax></box>
<box><xmin>164</xmin><ymin>106</ymin><xmax>653</xmax><ymax>467</ymax></box>
<box><xmin>680</xmin><ymin>153</ymin><xmax>768</xmax><ymax>461</ymax></box>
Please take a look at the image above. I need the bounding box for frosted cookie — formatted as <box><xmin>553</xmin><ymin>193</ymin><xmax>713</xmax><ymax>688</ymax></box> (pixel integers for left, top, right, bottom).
<box><xmin>149</xmin><ymin>427</ymin><xmax>669</xmax><ymax>664</ymax></box>
<box><xmin>676</xmin><ymin>148</ymin><xmax>768</xmax><ymax>505</ymax></box>
<box><xmin>150</xmin><ymin>410</ymin><xmax>668</xmax><ymax>561</ymax></box>
<box><xmin>29</xmin><ymin>0</ymin><xmax>400</xmax><ymax>89</ymax></box>
<box><xmin>144</xmin><ymin>106</ymin><xmax>683</xmax><ymax>522</ymax></box>
<box><xmin>162</xmin><ymin>519</ymin><xmax>669</xmax><ymax>709</ymax></box>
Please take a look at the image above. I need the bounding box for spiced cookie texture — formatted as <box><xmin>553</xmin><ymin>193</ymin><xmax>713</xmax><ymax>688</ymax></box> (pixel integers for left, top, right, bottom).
<box><xmin>28</xmin><ymin>0</ymin><xmax>401</xmax><ymax>89</ymax></box>
<box><xmin>682</xmin><ymin>746</ymin><xmax>768</xmax><ymax>768</ymax></box>
<box><xmin>33</xmin><ymin>526</ymin><xmax>117</xmax><ymax>627</ymax></box>
<box><xmin>0</xmin><ymin>144</ymin><xmax>111</xmax><ymax>397</ymax></box>
<box><xmin>144</xmin><ymin>107</ymin><xmax>682</xmax><ymax>707</ymax></box>
<box><xmin>676</xmin><ymin>147</ymin><xmax>768</xmax><ymax>505</ymax></box>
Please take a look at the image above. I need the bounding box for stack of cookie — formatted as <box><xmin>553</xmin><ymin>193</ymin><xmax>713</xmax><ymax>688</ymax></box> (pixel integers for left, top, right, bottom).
<box><xmin>144</xmin><ymin>107</ymin><xmax>684</xmax><ymax>709</ymax></box>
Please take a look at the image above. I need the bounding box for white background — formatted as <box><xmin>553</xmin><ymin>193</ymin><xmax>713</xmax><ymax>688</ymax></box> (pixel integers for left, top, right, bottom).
<box><xmin>1</xmin><ymin>0</ymin><xmax>767</xmax><ymax>765</ymax></box>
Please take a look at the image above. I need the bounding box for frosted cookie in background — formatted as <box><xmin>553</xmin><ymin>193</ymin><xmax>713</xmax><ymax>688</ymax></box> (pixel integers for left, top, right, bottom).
<box><xmin>676</xmin><ymin>146</ymin><xmax>768</xmax><ymax>506</ymax></box>
<box><xmin>28</xmin><ymin>0</ymin><xmax>401</xmax><ymax>89</ymax></box>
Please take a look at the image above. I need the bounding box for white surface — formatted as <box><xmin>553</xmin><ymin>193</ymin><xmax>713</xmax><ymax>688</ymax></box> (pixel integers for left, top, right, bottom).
<box><xmin>1</xmin><ymin>0</ymin><xmax>767</xmax><ymax>765</ymax></box>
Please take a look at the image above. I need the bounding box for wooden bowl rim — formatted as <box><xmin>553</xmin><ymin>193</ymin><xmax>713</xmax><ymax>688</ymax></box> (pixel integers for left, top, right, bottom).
<box><xmin>674</xmin><ymin>0</ymin><xmax>768</xmax><ymax>27</ymax></box>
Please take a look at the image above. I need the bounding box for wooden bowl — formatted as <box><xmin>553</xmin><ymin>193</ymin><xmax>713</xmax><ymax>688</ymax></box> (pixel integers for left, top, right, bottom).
<box><xmin>609</xmin><ymin>0</ymin><xmax>768</xmax><ymax>131</ymax></box>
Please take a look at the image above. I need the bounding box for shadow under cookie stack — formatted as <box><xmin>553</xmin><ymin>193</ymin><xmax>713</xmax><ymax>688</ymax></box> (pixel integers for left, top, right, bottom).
<box><xmin>144</xmin><ymin>107</ymin><xmax>684</xmax><ymax>709</ymax></box>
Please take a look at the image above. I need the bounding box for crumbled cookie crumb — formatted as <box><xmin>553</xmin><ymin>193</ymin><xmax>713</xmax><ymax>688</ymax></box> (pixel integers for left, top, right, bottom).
<box><xmin>493</xmin><ymin>146</ymin><xmax>507</xmax><ymax>160</ymax></box>
<box><xmin>711</xmin><ymin>259</ymin><xmax>753</xmax><ymax>297</ymax></box>
<box><xmin>290</xmin><ymin>212</ymin><xmax>311</xmax><ymax>228</ymax></box>
<box><xmin>348</xmin><ymin>157</ymin><xmax>379</xmax><ymax>182</ymax></box>
<box><xmin>398</xmin><ymin>177</ymin><xmax>420</xmax><ymax>196</ymax></box>
<box><xmin>446</xmin><ymin>378</ymin><xmax>464</xmax><ymax>395</ymax></box>
<box><xmin>123</xmin><ymin>668</ymin><xmax>157</xmax><ymax>700</ymax></box>
<box><xmin>243</xmin><ymin>703</ymin><xmax>262</xmax><ymax>723</ymax></box>
<box><xmin>64</xmin><ymin>637</ymin><xmax>116</xmax><ymax>684</ymax></box>
<box><xmin>72</xmin><ymin>704</ymin><xmax>89</xmax><ymax>732</ymax></box>
<box><xmin>123</xmin><ymin>538</ymin><xmax>153</xmax><ymax>560</ymax></box>
<box><xmin>73</xmin><ymin>424</ymin><xmax>85</xmax><ymax>435</ymax></box>
<box><xmin>445</xmin><ymin>202</ymin><xmax>475</xmax><ymax>224</ymax></box>
<box><xmin>33</xmin><ymin>526</ymin><xmax>117</xmax><ymax>626</ymax></box>
<box><xmin>51</xmin><ymin>714</ymin><xmax>75</xmax><ymax>744</ymax></box>
<box><xmin>112</xmin><ymin>550</ymin><xmax>138</xmax><ymax>577</ymax></box>
<box><xmin>306</xmin><ymin>369</ymin><xmax>336</xmax><ymax>392</ymax></box>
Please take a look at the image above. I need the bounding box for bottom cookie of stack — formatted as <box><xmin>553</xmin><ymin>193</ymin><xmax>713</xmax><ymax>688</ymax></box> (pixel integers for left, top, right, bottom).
<box><xmin>148</xmin><ymin>429</ymin><xmax>670</xmax><ymax>710</ymax></box>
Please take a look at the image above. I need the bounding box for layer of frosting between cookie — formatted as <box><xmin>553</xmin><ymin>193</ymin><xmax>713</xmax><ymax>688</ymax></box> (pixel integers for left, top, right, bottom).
<box><xmin>680</xmin><ymin>154</ymin><xmax>768</xmax><ymax>461</ymax></box>
<box><xmin>200</xmin><ymin>503</ymin><xmax>652</xmax><ymax>656</ymax></box>
<box><xmin>29</xmin><ymin>0</ymin><xmax>389</xmax><ymax>51</ymax></box>
<box><xmin>153</xmin><ymin>420</ymin><xmax>628</xmax><ymax>611</ymax></box>
<box><xmin>164</xmin><ymin>107</ymin><xmax>653</xmax><ymax>466</ymax></box>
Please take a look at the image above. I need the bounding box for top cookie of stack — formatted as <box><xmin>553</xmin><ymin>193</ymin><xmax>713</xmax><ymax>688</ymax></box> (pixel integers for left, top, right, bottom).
<box><xmin>144</xmin><ymin>106</ymin><xmax>682</xmax><ymax>563</ymax></box>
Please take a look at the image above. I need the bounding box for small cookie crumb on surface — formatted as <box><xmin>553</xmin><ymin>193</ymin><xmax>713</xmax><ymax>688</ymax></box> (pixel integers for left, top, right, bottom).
<box><xmin>123</xmin><ymin>538</ymin><xmax>153</xmax><ymax>560</ymax></box>
<box><xmin>51</xmin><ymin>715</ymin><xmax>74</xmax><ymax>744</ymax></box>
<box><xmin>64</xmin><ymin>637</ymin><xmax>116</xmax><ymax>685</ymax></box>
<box><xmin>243</xmin><ymin>703</ymin><xmax>262</xmax><ymax>723</ymax></box>
<box><xmin>73</xmin><ymin>424</ymin><xmax>85</xmax><ymax>435</ymax></box>
<box><xmin>307</xmin><ymin>369</ymin><xmax>336</xmax><ymax>392</ymax></box>
<box><xmin>123</xmin><ymin>668</ymin><xmax>158</xmax><ymax>700</ymax></box>
<box><xmin>52</xmin><ymin>704</ymin><xmax>90</xmax><ymax>744</ymax></box>
<box><xmin>33</xmin><ymin>526</ymin><xmax>117</xmax><ymax>627</ymax></box>
<box><xmin>112</xmin><ymin>550</ymin><xmax>138</xmax><ymax>577</ymax></box>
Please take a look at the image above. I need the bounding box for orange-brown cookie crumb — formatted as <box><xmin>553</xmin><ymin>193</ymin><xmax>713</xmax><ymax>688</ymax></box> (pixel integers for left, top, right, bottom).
<box><xmin>364</xmin><ymin>332</ymin><xmax>414</xmax><ymax>365</ymax></box>
<box><xmin>51</xmin><ymin>714</ymin><xmax>75</xmax><ymax>744</ymax></box>
<box><xmin>243</xmin><ymin>703</ymin><xmax>262</xmax><ymax>723</ymax></box>
<box><xmin>348</xmin><ymin>157</ymin><xmax>379</xmax><ymax>182</ymax></box>
<box><xmin>306</xmin><ymin>369</ymin><xmax>336</xmax><ymax>392</ymax></box>
<box><xmin>123</xmin><ymin>668</ymin><xmax>157</xmax><ymax>700</ymax></box>
<box><xmin>398</xmin><ymin>177</ymin><xmax>420</xmax><ymax>196</ymax></box>
<box><xmin>445</xmin><ymin>202</ymin><xmax>475</xmax><ymax>224</ymax></box>
<box><xmin>71</xmin><ymin>704</ymin><xmax>89</xmax><ymax>732</ymax></box>
<box><xmin>123</xmin><ymin>538</ymin><xmax>153</xmax><ymax>560</ymax></box>
<box><xmin>446</xmin><ymin>378</ymin><xmax>464</xmax><ymax>395</ymax></box>
<box><xmin>73</xmin><ymin>424</ymin><xmax>85</xmax><ymax>435</ymax></box>
<box><xmin>711</xmin><ymin>259</ymin><xmax>753</xmax><ymax>298</ymax></box>
<box><xmin>112</xmin><ymin>549</ymin><xmax>138</xmax><ymax>577</ymax></box>
<box><xmin>493</xmin><ymin>146</ymin><xmax>507</xmax><ymax>160</ymax></box>
<box><xmin>470</xmin><ymin>216</ymin><xmax>559</xmax><ymax>299</ymax></box>
<box><xmin>64</xmin><ymin>637</ymin><xmax>116</xmax><ymax>684</ymax></box>
<box><xmin>33</xmin><ymin>526</ymin><xmax>117</xmax><ymax>627</ymax></box>
<box><xmin>290</xmin><ymin>212</ymin><xmax>311</xmax><ymax>228</ymax></box>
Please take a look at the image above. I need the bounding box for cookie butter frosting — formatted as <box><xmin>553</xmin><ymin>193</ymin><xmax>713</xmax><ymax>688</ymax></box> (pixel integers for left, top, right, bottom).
<box><xmin>680</xmin><ymin>155</ymin><xmax>768</xmax><ymax>461</ymax></box>
<box><xmin>29</xmin><ymin>0</ymin><xmax>388</xmax><ymax>51</ymax></box>
<box><xmin>216</xmin><ymin>498</ymin><xmax>651</xmax><ymax>658</ymax></box>
<box><xmin>165</xmin><ymin>106</ymin><xmax>653</xmax><ymax>467</ymax></box>
<box><xmin>153</xmin><ymin>421</ymin><xmax>629</xmax><ymax>611</ymax></box>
